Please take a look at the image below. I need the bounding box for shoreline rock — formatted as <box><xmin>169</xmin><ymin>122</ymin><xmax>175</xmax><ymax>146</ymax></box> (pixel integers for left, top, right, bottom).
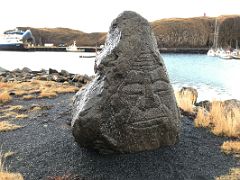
<box><xmin>0</xmin><ymin>67</ymin><xmax>92</xmax><ymax>87</ymax></box>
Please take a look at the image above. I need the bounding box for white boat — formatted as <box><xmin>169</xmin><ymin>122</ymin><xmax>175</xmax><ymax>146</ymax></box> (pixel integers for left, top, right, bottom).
<box><xmin>207</xmin><ymin>48</ymin><xmax>216</xmax><ymax>56</ymax></box>
<box><xmin>231</xmin><ymin>49</ymin><xmax>240</xmax><ymax>59</ymax></box>
<box><xmin>0</xmin><ymin>28</ymin><xmax>34</xmax><ymax>51</ymax></box>
<box><xmin>219</xmin><ymin>49</ymin><xmax>232</xmax><ymax>59</ymax></box>
<box><xmin>231</xmin><ymin>40</ymin><xmax>240</xmax><ymax>59</ymax></box>
<box><xmin>66</xmin><ymin>41</ymin><xmax>84</xmax><ymax>52</ymax></box>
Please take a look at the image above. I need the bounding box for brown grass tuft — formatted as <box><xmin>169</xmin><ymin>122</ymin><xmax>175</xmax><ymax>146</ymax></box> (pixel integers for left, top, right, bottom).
<box><xmin>0</xmin><ymin>83</ymin><xmax>10</xmax><ymax>89</ymax></box>
<box><xmin>0</xmin><ymin>121</ymin><xmax>22</xmax><ymax>132</ymax></box>
<box><xmin>0</xmin><ymin>80</ymin><xmax>79</xmax><ymax>101</ymax></box>
<box><xmin>5</xmin><ymin>105</ymin><xmax>23</xmax><ymax>112</ymax></box>
<box><xmin>194</xmin><ymin>108</ymin><xmax>210</xmax><ymax>128</ymax></box>
<box><xmin>0</xmin><ymin>112</ymin><xmax>17</xmax><ymax>119</ymax></box>
<box><xmin>194</xmin><ymin>101</ymin><xmax>240</xmax><ymax>138</ymax></box>
<box><xmin>30</xmin><ymin>106</ymin><xmax>42</xmax><ymax>111</ymax></box>
<box><xmin>54</xmin><ymin>86</ymin><xmax>79</xmax><ymax>94</ymax></box>
<box><xmin>38</xmin><ymin>91</ymin><xmax>57</xmax><ymax>98</ymax></box>
<box><xmin>0</xmin><ymin>172</ymin><xmax>24</xmax><ymax>180</ymax></box>
<box><xmin>175</xmin><ymin>91</ymin><xmax>194</xmax><ymax>112</ymax></box>
<box><xmin>15</xmin><ymin>114</ymin><xmax>28</xmax><ymax>119</ymax></box>
<box><xmin>0</xmin><ymin>91</ymin><xmax>12</xmax><ymax>104</ymax></box>
<box><xmin>22</xmin><ymin>95</ymin><xmax>35</xmax><ymax>100</ymax></box>
<box><xmin>221</xmin><ymin>141</ymin><xmax>240</xmax><ymax>154</ymax></box>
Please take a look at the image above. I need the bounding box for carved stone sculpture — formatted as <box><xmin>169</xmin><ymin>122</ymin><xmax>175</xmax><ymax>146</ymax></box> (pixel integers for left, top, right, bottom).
<box><xmin>72</xmin><ymin>11</ymin><xmax>180</xmax><ymax>154</ymax></box>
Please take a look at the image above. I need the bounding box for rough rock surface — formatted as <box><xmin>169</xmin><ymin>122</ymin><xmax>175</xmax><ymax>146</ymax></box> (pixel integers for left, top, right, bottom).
<box><xmin>72</xmin><ymin>11</ymin><xmax>180</xmax><ymax>154</ymax></box>
<box><xmin>0</xmin><ymin>67</ymin><xmax>91</xmax><ymax>87</ymax></box>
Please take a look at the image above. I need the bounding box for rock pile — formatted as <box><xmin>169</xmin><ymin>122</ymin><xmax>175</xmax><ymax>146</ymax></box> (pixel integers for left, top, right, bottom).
<box><xmin>0</xmin><ymin>68</ymin><xmax>92</xmax><ymax>87</ymax></box>
<box><xmin>72</xmin><ymin>11</ymin><xmax>180</xmax><ymax>154</ymax></box>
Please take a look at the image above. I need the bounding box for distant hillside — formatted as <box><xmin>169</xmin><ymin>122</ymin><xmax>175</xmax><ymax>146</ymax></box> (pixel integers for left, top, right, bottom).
<box><xmin>18</xmin><ymin>27</ymin><xmax>107</xmax><ymax>47</ymax></box>
<box><xmin>18</xmin><ymin>15</ymin><xmax>240</xmax><ymax>48</ymax></box>
<box><xmin>151</xmin><ymin>15</ymin><xmax>240</xmax><ymax>48</ymax></box>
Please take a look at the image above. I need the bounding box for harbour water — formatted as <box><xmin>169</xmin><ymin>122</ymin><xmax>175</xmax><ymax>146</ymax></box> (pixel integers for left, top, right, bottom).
<box><xmin>1</xmin><ymin>51</ymin><xmax>240</xmax><ymax>101</ymax></box>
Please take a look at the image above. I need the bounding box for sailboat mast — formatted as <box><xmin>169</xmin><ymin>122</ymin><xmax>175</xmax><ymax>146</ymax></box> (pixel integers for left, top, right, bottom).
<box><xmin>213</xmin><ymin>18</ymin><xmax>219</xmax><ymax>49</ymax></box>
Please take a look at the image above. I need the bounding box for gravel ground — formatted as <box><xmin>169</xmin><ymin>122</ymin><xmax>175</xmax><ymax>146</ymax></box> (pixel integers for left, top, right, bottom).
<box><xmin>0</xmin><ymin>93</ymin><xmax>239</xmax><ymax>180</ymax></box>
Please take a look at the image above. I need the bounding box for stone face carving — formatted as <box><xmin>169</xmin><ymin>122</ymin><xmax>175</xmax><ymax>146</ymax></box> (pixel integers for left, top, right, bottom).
<box><xmin>72</xmin><ymin>11</ymin><xmax>180</xmax><ymax>154</ymax></box>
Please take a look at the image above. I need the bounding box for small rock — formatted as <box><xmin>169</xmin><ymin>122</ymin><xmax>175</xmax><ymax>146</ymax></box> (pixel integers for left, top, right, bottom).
<box><xmin>48</xmin><ymin>68</ymin><xmax>58</xmax><ymax>74</ymax></box>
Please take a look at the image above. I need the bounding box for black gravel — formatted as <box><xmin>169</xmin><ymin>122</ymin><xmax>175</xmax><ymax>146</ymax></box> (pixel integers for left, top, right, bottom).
<box><xmin>0</xmin><ymin>93</ymin><xmax>239</xmax><ymax>180</ymax></box>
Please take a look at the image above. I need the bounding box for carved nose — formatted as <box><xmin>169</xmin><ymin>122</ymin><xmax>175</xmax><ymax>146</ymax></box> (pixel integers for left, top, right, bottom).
<box><xmin>140</xmin><ymin>78</ymin><xmax>158</xmax><ymax>109</ymax></box>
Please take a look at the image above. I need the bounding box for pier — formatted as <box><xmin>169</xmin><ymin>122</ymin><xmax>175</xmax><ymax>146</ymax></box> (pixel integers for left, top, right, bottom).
<box><xmin>159</xmin><ymin>48</ymin><xmax>209</xmax><ymax>54</ymax></box>
<box><xmin>27</xmin><ymin>46</ymin><xmax>102</xmax><ymax>52</ymax></box>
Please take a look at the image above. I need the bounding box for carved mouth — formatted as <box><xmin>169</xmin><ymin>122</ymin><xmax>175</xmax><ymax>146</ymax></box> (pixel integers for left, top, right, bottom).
<box><xmin>128</xmin><ymin>116</ymin><xmax>168</xmax><ymax>129</ymax></box>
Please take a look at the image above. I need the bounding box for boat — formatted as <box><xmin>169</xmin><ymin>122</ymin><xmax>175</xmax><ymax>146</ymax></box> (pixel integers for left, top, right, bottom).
<box><xmin>207</xmin><ymin>48</ymin><xmax>216</xmax><ymax>56</ymax></box>
<box><xmin>66</xmin><ymin>41</ymin><xmax>84</xmax><ymax>52</ymax></box>
<box><xmin>231</xmin><ymin>49</ymin><xmax>240</xmax><ymax>59</ymax></box>
<box><xmin>218</xmin><ymin>49</ymin><xmax>232</xmax><ymax>59</ymax></box>
<box><xmin>0</xmin><ymin>28</ymin><xmax>34</xmax><ymax>51</ymax></box>
<box><xmin>231</xmin><ymin>40</ymin><xmax>240</xmax><ymax>59</ymax></box>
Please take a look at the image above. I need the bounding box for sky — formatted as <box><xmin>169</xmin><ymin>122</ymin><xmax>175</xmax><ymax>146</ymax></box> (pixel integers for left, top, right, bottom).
<box><xmin>0</xmin><ymin>0</ymin><xmax>240</xmax><ymax>33</ymax></box>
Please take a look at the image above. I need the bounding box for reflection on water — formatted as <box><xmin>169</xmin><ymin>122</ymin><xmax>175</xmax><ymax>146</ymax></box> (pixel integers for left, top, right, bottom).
<box><xmin>1</xmin><ymin>51</ymin><xmax>240</xmax><ymax>101</ymax></box>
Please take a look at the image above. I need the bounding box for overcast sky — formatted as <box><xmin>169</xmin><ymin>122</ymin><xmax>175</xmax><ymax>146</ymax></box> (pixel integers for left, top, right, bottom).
<box><xmin>0</xmin><ymin>0</ymin><xmax>239</xmax><ymax>33</ymax></box>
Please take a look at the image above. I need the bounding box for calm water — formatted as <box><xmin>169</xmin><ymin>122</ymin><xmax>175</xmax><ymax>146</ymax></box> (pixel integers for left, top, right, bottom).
<box><xmin>1</xmin><ymin>51</ymin><xmax>240</xmax><ymax>101</ymax></box>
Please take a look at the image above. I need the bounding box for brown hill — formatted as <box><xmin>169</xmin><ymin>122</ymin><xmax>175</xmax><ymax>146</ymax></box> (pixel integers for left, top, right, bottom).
<box><xmin>18</xmin><ymin>27</ymin><xmax>107</xmax><ymax>47</ymax></box>
<box><xmin>18</xmin><ymin>15</ymin><xmax>240</xmax><ymax>48</ymax></box>
<box><xmin>151</xmin><ymin>15</ymin><xmax>240</xmax><ymax>48</ymax></box>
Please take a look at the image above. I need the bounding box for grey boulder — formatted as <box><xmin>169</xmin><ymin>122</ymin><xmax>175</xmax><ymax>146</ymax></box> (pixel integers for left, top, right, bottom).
<box><xmin>72</xmin><ymin>11</ymin><xmax>180</xmax><ymax>154</ymax></box>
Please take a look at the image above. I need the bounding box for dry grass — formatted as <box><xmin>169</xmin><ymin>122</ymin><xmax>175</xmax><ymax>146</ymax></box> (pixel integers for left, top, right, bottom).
<box><xmin>216</xmin><ymin>168</ymin><xmax>240</xmax><ymax>180</ymax></box>
<box><xmin>0</xmin><ymin>112</ymin><xmax>17</xmax><ymax>119</ymax></box>
<box><xmin>15</xmin><ymin>114</ymin><xmax>28</xmax><ymax>119</ymax></box>
<box><xmin>29</xmin><ymin>106</ymin><xmax>42</xmax><ymax>111</ymax></box>
<box><xmin>0</xmin><ymin>105</ymin><xmax>26</xmax><ymax>120</ymax></box>
<box><xmin>0</xmin><ymin>80</ymin><xmax>79</xmax><ymax>100</ymax></box>
<box><xmin>0</xmin><ymin>172</ymin><xmax>24</xmax><ymax>180</ymax></box>
<box><xmin>0</xmin><ymin>91</ymin><xmax>12</xmax><ymax>104</ymax></box>
<box><xmin>4</xmin><ymin>105</ymin><xmax>23</xmax><ymax>112</ymax></box>
<box><xmin>221</xmin><ymin>141</ymin><xmax>240</xmax><ymax>154</ymax></box>
<box><xmin>194</xmin><ymin>108</ymin><xmax>210</xmax><ymax>127</ymax></box>
<box><xmin>22</xmin><ymin>95</ymin><xmax>35</xmax><ymax>100</ymax></box>
<box><xmin>0</xmin><ymin>121</ymin><xmax>22</xmax><ymax>132</ymax></box>
<box><xmin>194</xmin><ymin>101</ymin><xmax>240</xmax><ymax>138</ymax></box>
<box><xmin>38</xmin><ymin>91</ymin><xmax>57</xmax><ymax>98</ymax></box>
<box><xmin>54</xmin><ymin>86</ymin><xmax>79</xmax><ymax>94</ymax></box>
<box><xmin>175</xmin><ymin>91</ymin><xmax>194</xmax><ymax>112</ymax></box>
<box><xmin>0</xmin><ymin>151</ymin><xmax>24</xmax><ymax>180</ymax></box>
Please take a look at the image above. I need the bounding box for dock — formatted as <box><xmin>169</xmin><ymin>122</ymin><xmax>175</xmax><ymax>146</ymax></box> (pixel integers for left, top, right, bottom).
<box><xmin>27</xmin><ymin>46</ymin><xmax>102</xmax><ymax>52</ymax></box>
<box><xmin>159</xmin><ymin>48</ymin><xmax>209</xmax><ymax>54</ymax></box>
